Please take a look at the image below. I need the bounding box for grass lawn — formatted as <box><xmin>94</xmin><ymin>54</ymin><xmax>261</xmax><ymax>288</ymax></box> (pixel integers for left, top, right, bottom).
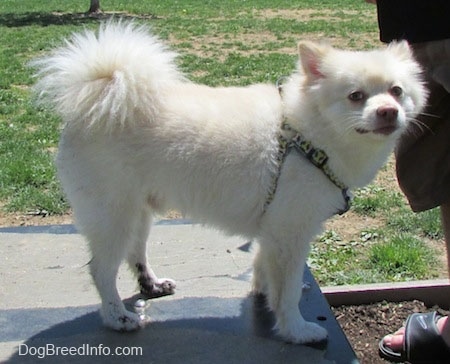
<box><xmin>0</xmin><ymin>0</ymin><xmax>444</xmax><ymax>285</ymax></box>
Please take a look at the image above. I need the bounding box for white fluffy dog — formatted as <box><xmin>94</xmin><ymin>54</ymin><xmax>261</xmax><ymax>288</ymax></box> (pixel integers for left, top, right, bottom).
<box><xmin>32</xmin><ymin>21</ymin><xmax>426</xmax><ymax>344</ymax></box>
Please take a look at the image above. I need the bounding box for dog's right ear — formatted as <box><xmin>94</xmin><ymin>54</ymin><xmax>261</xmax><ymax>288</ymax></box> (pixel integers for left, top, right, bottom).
<box><xmin>387</xmin><ymin>40</ymin><xmax>414</xmax><ymax>61</ymax></box>
<box><xmin>298</xmin><ymin>41</ymin><xmax>330</xmax><ymax>80</ymax></box>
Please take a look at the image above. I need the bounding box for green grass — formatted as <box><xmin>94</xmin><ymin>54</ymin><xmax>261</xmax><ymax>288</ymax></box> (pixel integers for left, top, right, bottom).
<box><xmin>352</xmin><ymin>186</ymin><xmax>404</xmax><ymax>217</ymax></box>
<box><xmin>310</xmin><ymin>177</ymin><xmax>443</xmax><ymax>285</ymax></box>
<box><xmin>310</xmin><ymin>224</ymin><xmax>441</xmax><ymax>285</ymax></box>
<box><xmin>368</xmin><ymin>234</ymin><xmax>436</xmax><ymax>281</ymax></box>
<box><xmin>387</xmin><ymin>207</ymin><xmax>443</xmax><ymax>240</ymax></box>
<box><xmin>0</xmin><ymin>0</ymin><xmax>443</xmax><ymax>285</ymax></box>
<box><xmin>307</xmin><ymin>162</ymin><xmax>443</xmax><ymax>285</ymax></box>
<box><xmin>308</xmin><ymin>230</ymin><xmax>366</xmax><ymax>285</ymax></box>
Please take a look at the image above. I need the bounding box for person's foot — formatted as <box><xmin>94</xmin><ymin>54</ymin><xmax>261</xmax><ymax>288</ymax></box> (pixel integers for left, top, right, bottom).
<box><xmin>383</xmin><ymin>316</ymin><xmax>450</xmax><ymax>352</ymax></box>
<box><xmin>379</xmin><ymin>312</ymin><xmax>450</xmax><ymax>363</ymax></box>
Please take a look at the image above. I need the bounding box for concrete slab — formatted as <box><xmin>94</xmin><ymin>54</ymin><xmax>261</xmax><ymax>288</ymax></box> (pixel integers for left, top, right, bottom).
<box><xmin>0</xmin><ymin>222</ymin><xmax>358</xmax><ymax>363</ymax></box>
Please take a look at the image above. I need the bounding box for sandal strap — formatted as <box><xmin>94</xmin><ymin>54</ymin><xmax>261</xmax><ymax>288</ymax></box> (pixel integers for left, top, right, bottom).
<box><xmin>404</xmin><ymin>311</ymin><xmax>450</xmax><ymax>362</ymax></box>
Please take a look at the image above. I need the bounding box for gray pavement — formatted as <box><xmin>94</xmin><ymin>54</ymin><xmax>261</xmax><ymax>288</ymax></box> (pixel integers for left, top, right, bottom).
<box><xmin>0</xmin><ymin>221</ymin><xmax>358</xmax><ymax>363</ymax></box>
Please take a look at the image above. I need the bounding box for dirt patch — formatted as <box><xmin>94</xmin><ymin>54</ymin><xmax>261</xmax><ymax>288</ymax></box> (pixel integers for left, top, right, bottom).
<box><xmin>169</xmin><ymin>31</ymin><xmax>291</xmax><ymax>61</ymax></box>
<box><xmin>0</xmin><ymin>209</ymin><xmax>73</xmax><ymax>227</ymax></box>
<box><xmin>254</xmin><ymin>8</ymin><xmax>379</xmax><ymax>49</ymax></box>
<box><xmin>168</xmin><ymin>7</ymin><xmax>379</xmax><ymax>60</ymax></box>
<box><xmin>0</xmin><ymin>209</ymin><xmax>184</xmax><ymax>228</ymax></box>
<box><xmin>255</xmin><ymin>8</ymin><xmax>375</xmax><ymax>21</ymax></box>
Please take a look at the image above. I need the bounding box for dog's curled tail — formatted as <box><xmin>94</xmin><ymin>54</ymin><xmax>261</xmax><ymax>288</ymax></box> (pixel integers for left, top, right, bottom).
<box><xmin>32</xmin><ymin>21</ymin><xmax>185</xmax><ymax>131</ymax></box>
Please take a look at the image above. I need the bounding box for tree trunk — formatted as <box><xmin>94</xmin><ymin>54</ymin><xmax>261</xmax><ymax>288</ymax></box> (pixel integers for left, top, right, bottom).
<box><xmin>88</xmin><ymin>0</ymin><xmax>101</xmax><ymax>14</ymax></box>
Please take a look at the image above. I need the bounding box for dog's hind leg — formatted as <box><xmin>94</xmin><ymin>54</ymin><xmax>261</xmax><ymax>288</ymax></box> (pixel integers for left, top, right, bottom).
<box><xmin>127</xmin><ymin>209</ymin><xmax>176</xmax><ymax>299</ymax></box>
<box><xmin>85</xmin><ymin>212</ymin><xmax>146</xmax><ymax>331</ymax></box>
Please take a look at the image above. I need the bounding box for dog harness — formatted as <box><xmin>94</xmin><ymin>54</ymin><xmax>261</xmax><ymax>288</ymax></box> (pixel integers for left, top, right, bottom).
<box><xmin>264</xmin><ymin>121</ymin><xmax>352</xmax><ymax>215</ymax></box>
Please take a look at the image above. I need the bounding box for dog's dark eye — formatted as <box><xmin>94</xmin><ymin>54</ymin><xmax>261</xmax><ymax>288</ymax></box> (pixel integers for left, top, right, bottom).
<box><xmin>348</xmin><ymin>91</ymin><xmax>365</xmax><ymax>102</ymax></box>
<box><xmin>390</xmin><ymin>86</ymin><xmax>403</xmax><ymax>97</ymax></box>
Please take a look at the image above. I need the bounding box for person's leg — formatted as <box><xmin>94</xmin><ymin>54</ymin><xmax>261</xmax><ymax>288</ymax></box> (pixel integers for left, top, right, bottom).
<box><xmin>383</xmin><ymin>200</ymin><xmax>450</xmax><ymax>351</ymax></box>
<box><xmin>380</xmin><ymin>38</ymin><xmax>450</xmax><ymax>360</ymax></box>
<box><xmin>440</xmin><ymin>200</ymin><xmax>450</xmax><ymax>346</ymax></box>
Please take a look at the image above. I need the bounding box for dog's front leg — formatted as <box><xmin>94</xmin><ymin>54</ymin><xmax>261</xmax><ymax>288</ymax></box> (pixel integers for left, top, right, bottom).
<box><xmin>254</xmin><ymin>239</ymin><xmax>328</xmax><ymax>344</ymax></box>
<box><xmin>276</xmin><ymin>255</ymin><xmax>328</xmax><ymax>344</ymax></box>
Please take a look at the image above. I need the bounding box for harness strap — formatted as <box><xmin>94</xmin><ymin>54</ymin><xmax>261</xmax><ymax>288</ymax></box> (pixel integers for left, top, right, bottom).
<box><xmin>264</xmin><ymin>122</ymin><xmax>351</xmax><ymax>215</ymax></box>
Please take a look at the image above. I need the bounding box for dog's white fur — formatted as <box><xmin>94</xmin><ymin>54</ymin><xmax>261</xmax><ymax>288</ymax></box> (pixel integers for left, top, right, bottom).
<box><xmin>32</xmin><ymin>22</ymin><xmax>427</xmax><ymax>344</ymax></box>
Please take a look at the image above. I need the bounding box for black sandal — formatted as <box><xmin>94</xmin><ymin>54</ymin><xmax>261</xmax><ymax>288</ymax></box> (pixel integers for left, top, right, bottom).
<box><xmin>379</xmin><ymin>311</ymin><xmax>450</xmax><ymax>363</ymax></box>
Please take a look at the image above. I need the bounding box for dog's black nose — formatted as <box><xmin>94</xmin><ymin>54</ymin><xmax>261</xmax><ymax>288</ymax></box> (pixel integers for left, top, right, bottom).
<box><xmin>377</xmin><ymin>106</ymin><xmax>398</xmax><ymax>123</ymax></box>
<box><xmin>372</xmin><ymin>106</ymin><xmax>400</xmax><ymax>135</ymax></box>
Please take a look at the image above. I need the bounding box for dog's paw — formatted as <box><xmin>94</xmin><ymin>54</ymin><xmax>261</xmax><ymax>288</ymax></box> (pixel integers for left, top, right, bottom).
<box><xmin>140</xmin><ymin>278</ymin><xmax>176</xmax><ymax>299</ymax></box>
<box><xmin>101</xmin><ymin>304</ymin><xmax>148</xmax><ymax>331</ymax></box>
<box><xmin>278</xmin><ymin>320</ymin><xmax>328</xmax><ymax>344</ymax></box>
<box><xmin>157</xmin><ymin>278</ymin><xmax>176</xmax><ymax>294</ymax></box>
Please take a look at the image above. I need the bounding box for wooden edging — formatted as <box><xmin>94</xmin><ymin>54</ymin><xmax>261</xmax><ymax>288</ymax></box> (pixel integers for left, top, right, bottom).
<box><xmin>322</xmin><ymin>279</ymin><xmax>450</xmax><ymax>309</ymax></box>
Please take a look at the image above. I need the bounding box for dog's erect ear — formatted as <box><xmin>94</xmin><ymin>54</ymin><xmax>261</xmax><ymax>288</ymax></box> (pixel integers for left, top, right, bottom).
<box><xmin>387</xmin><ymin>40</ymin><xmax>413</xmax><ymax>61</ymax></box>
<box><xmin>298</xmin><ymin>41</ymin><xmax>330</xmax><ymax>80</ymax></box>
